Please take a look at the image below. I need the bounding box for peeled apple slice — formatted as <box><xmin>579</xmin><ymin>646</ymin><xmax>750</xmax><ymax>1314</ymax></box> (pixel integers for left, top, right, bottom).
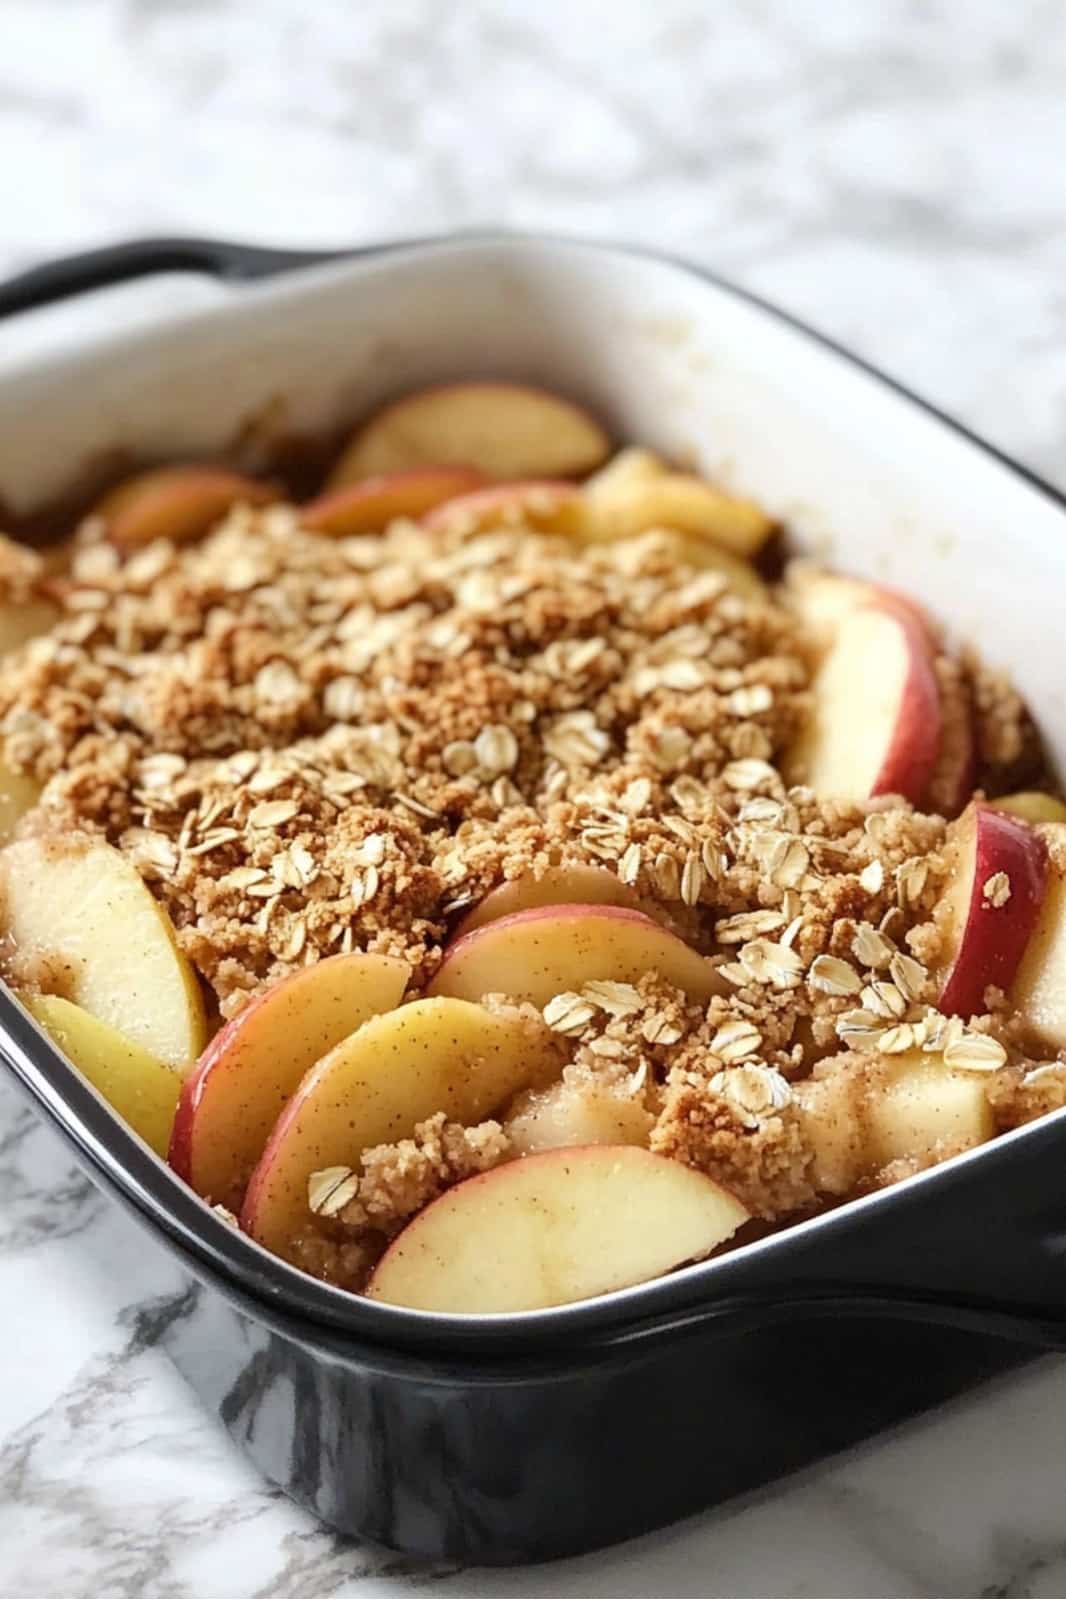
<box><xmin>0</xmin><ymin>834</ymin><xmax>207</xmax><ymax>1069</ymax></box>
<box><xmin>330</xmin><ymin>382</ymin><xmax>611</xmax><ymax>484</ymax></box>
<box><xmin>25</xmin><ymin>993</ymin><xmax>180</xmax><ymax>1158</ymax></box>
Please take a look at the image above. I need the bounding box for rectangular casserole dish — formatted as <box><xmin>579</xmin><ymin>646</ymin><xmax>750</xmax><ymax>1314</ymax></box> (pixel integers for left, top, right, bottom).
<box><xmin>2</xmin><ymin>232</ymin><xmax>1066</xmax><ymax>1565</ymax></box>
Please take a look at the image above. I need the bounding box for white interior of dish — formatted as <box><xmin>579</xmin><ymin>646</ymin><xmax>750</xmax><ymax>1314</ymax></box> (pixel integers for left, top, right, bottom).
<box><xmin>0</xmin><ymin>234</ymin><xmax>1062</xmax><ymax>768</ymax></box>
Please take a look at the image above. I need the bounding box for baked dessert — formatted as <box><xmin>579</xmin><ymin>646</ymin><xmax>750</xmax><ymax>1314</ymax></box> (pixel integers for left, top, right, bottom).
<box><xmin>2</xmin><ymin>378</ymin><xmax>1064</xmax><ymax>1314</ymax></box>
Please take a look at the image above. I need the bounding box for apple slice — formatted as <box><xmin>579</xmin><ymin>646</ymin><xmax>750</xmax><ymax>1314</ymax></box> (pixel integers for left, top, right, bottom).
<box><xmin>241</xmin><ymin>997</ymin><xmax>562</xmax><ymax>1261</ymax></box>
<box><xmin>94</xmin><ymin>466</ymin><xmax>273</xmax><ymax>548</ymax></box>
<box><xmin>785</xmin><ymin>565</ymin><xmax>881</xmax><ymax>644</ymax></box>
<box><xmin>300</xmin><ymin>466</ymin><xmax>486</xmax><ymax>536</ymax></box>
<box><xmin>936</xmin><ymin>803</ymin><xmax>1047</xmax><ymax>1019</ymax></box>
<box><xmin>427</xmin><ymin>904</ymin><xmax>724</xmax><ymax>1007</ymax></box>
<box><xmin>454</xmin><ymin>864</ymin><xmax>665</xmax><ymax>938</ymax></box>
<box><xmin>1011</xmin><ymin>823</ymin><xmax>1066</xmax><ymax>1050</ymax></box>
<box><xmin>504</xmin><ymin>1079</ymin><xmax>653</xmax><ymax>1155</ymax></box>
<box><xmin>793</xmin><ymin>1067</ymin><xmax>867</xmax><ymax>1196</ymax></box>
<box><xmin>330</xmin><ymin>382</ymin><xmax>611</xmax><ymax>485</ymax></box>
<box><xmin>995</xmin><ymin>792</ymin><xmax>1066</xmax><ymax>825</ymax></box>
<box><xmin>0</xmin><ymin>833</ymin><xmax>207</xmax><ymax>1069</ymax></box>
<box><xmin>784</xmin><ymin>602</ymin><xmax>941</xmax><ymax>804</ymax></box>
<box><xmin>365</xmin><ymin>1145</ymin><xmax>749</xmax><ymax>1313</ymax></box>
<box><xmin>795</xmin><ymin>1050</ymin><xmax>995</xmax><ymax>1196</ymax></box>
<box><xmin>421</xmin><ymin>480</ymin><xmax>584</xmax><ymax>538</ymax></box>
<box><xmin>784</xmin><ymin>563</ymin><xmax>928</xmax><ymax>650</ymax></box>
<box><xmin>169</xmin><ymin>952</ymin><xmax>410</xmax><ymax>1205</ymax></box>
<box><xmin>867</xmin><ymin>1051</ymin><xmax>994</xmax><ymax>1167</ymax></box>
<box><xmin>785</xmin><ymin>565</ymin><xmax>969</xmax><ymax>815</ymax></box>
<box><xmin>0</xmin><ymin>755</ymin><xmax>40</xmax><ymax>843</ymax></box>
<box><xmin>24</xmin><ymin>993</ymin><xmax>179</xmax><ymax>1157</ymax></box>
<box><xmin>584</xmin><ymin>447</ymin><xmax>669</xmax><ymax>497</ymax></box>
<box><xmin>584</xmin><ymin>470</ymin><xmax>774</xmax><ymax>559</ymax></box>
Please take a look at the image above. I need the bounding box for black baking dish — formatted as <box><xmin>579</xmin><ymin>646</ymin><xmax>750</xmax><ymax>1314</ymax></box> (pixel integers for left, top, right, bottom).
<box><xmin>2</xmin><ymin>233</ymin><xmax>1066</xmax><ymax>1564</ymax></box>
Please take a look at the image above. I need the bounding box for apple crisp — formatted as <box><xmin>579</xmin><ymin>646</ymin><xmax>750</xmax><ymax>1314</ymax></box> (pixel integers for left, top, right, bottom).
<box><xmin>2</xmin><ymin>380</ymin><xmax>1065</xmax><ymax>1312</ymax></box>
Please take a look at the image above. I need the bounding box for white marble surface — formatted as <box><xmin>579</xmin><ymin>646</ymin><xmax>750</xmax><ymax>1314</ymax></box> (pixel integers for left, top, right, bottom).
<box><xmin>3</xmin><ymin>1</ymin><xmax>1066</xmax><ymax>1594</ymax></box>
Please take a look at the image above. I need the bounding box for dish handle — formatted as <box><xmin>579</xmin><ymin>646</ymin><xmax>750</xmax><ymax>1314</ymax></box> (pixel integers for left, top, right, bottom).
<box><xmin>0</xmin><ymin>236</ymin><xmax>376</xmax><ymax>320</ymax></box>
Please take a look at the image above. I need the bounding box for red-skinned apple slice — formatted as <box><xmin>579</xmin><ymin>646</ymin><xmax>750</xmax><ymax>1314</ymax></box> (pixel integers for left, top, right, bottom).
<box><xmin>300</xmin><ymin>467</ymin><xmax>486</xmax><ymax>536</ymax></box>
<box><xmin>784</xmin><ymin>602</ymin><xmax>941</xmax><ymax>804</ymax></box>
<box><xmin>936</xmin><ymin>803</ymin><xmax>1047</xmax><ymax>1019</ymax></box>
<box><xmin>784</xmin><ymin>563</ymin><xmax>929</xmax><ymax>649</ymax></box>
<box><xmin>453</xmin><ymin>864</ymin><xmax>667</xmax><ymax>938</ymax></box>
<box><xmin>427</xmin><ymin>903</ymin><xmax>724</xmax><ymax>1007</ymax></box>
<box><xmin>1010</xmin><ymin>822</ymin><xmax>1066</xmax><ymax>1049</ymax></box>
<box><xmin>785</xmin><ymin>565</ymin><xmax>972</xmax><ymax>816</ymax></box>
<box><xmin>330</xmin><ymin>382</ymin><xmax>611</xmax><ymax>485</ymax></box>
<box><xmin>95</xmin><ymin>466</ymin><xmax>273</xmax><ymax>548</ymax></box>
<box><xmin>365</xmin><ymin>1145</ymin><xmax>749</xmax><ymax>1313</ymax></box>
<box><xmin>241</xmin><ymin>997</ymin><xmax>562</xmax><ymax>1262</ymax></box>
<box><xmin>421</xmin><ymin>480</ymin><xmax>584</xmax><ymax>538</ymax></box>
<box><xmin>169</xmin><ymin>952</ymin><xmax>410</xmax><ymax>1206</ymax></box>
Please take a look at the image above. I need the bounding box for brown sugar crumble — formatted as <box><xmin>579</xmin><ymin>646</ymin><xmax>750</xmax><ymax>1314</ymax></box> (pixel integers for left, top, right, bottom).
<box><xmin>0</xmin><ymin>472</ymin><xmax>1062</xmax><ymax>1296</ymax></box>
<box><xmin>0</xmin><ymin>508</ymin><xmax>816</xmax><ymax>1011</ymax></box>
<box><xmin>295</xmin><ymin>1112</ymin><xmax>514</xmax><ymax>1287</ymax></box>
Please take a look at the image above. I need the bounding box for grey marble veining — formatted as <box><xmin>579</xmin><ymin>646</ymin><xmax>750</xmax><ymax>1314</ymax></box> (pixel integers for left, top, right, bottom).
<box><xmin>3</xmin><ymin>1</ymin><xmax>1066</xmax><ymax>1594</ymax></box>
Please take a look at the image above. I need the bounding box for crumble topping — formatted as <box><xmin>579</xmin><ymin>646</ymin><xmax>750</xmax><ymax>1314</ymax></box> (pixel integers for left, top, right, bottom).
<box><xmin>0</xmin><ymin>475</ymin><xmax>1061</xmax><ymax>1295</ymax></box>
<box><xmin>0</xmin><ymin>508</ymin><xmax>813</xmax><ymax>1011</ymax></box>
<box><xmin>964</xmin><ymin>645</ymin><xmax>1043</xmax><ymax>790</ymax></box>
<box><xmin>316</xmin><ymin>1112</ymin><xmax>511</xmax><ymax>1228</ymax></box>
<box><xmin>651</xmin><ymin>1063</ymin><xmax>817</xmax><ymax>1220</ymax></box>
<box><xmin>297</xmin><ymin>1113</ymin><xmax>512</xmax><ymax>1288</ymax></box>
<box><xmin>925</xmin><ymin>654</ymin><xmax>973</xmax><ymax>816</ymax></box>
<box><xmin>989</xmin><ymin>1061</ymin><xmax>1066</xmax><ymax>1130</ymax></box>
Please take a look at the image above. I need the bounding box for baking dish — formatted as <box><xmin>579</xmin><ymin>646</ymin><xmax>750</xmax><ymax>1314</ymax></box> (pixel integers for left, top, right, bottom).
<box><xmin>3</xmin><ymin>232</ymin><xmax>1066</xmax><ymax>1563</ymax></box>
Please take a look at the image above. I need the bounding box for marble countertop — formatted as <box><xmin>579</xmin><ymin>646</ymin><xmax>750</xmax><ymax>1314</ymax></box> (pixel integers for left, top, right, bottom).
<box><xmin>3</xmin><ymin>1</ymin><xmax>1066</xmax><ymax>1594</ymax></box>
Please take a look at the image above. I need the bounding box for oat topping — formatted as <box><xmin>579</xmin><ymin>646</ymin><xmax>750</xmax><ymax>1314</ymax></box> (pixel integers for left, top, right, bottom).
<box><xmin>708</xmin><ymin>1017</ymin><xmax>763</xmax><ymax>1063</ymax></box>
<box><xmin>808</xmin><ymin>954</ymin><xmax>863</xmax><ymax>996</ymax></box>
<box><xmin>309</xmin><ymin>1165</ymin><xmax>361</xmax><ymax>1218</ymax></box>
<box><xmin>707</xmin><ymin>1063</ymin><xmax>792</xmax><ymax>1125</ymax></box>
<box><xmin>889</xmin><ymin>951</ymin><xmax>928</xmax><ymax>1003</ymax></box>
<box><xmin>943</xmin><ymin>1032</ymin><xmax>1008</xmax><ymax>1072</ymax></box>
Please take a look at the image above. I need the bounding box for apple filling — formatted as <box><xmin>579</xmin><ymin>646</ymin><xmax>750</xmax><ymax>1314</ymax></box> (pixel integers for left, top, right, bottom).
<box><xmin>0</xmin><ymin>378</ymin><xmax>1063</xmax><ymax>1312</ymax></box>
